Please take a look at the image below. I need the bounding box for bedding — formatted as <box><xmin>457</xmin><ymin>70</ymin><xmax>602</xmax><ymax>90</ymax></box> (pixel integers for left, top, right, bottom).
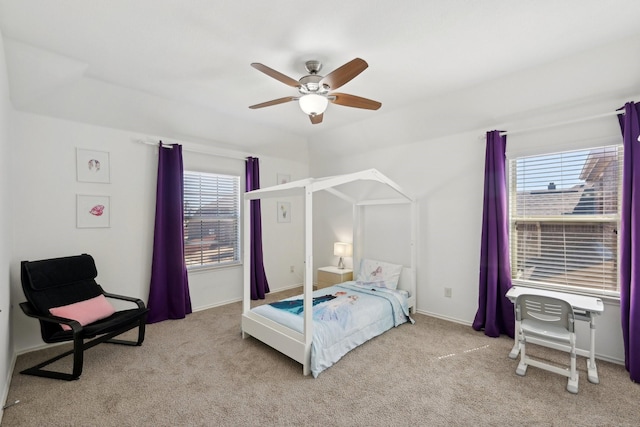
<box><xmin>356</xmin><ymin>258</ymin><xmax>403</xmax><ymax>289</ymax></box>
<box><xmin>252</xmin><ymin>281</ymin><xmax>413</xmax><ymax>377</ymax></box>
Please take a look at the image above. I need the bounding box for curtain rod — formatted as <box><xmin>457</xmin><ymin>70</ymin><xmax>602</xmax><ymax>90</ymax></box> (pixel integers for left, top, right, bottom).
<box><xmin>483</xmin><ymin>109</ymin><xmax>625</xmax><ymax>139</ymax></box>
<box><xmin>131</xmin><ymin>137</ymin><xmax>251</xmax><ymax>160</ymax></box>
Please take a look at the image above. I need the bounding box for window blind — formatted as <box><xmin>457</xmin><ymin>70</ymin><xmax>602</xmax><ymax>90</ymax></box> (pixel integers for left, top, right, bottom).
<box><xmin>508</xmin><ymin>145</ymin><xmax>622</xmax><ymax>296</ymax></box>
<box><xmin>183</xmin><ymin>171</ymin><xmax>240</xmax><ymax>268</ymax></box>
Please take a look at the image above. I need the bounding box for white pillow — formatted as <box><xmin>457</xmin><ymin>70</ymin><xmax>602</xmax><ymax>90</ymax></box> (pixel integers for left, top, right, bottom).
<box><xmin>356</xmin><ymin>259</ymin><xmax>403</xmax><ymax>290</ymax></box>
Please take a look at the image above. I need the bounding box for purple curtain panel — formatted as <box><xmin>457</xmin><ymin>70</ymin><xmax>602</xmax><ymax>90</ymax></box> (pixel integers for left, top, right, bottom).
<box><xmin>618</xmin><ymin>102</ymin><xmax>640</xmax><ymax>382</ymax></box>
<box><xmin>246</xmin><ymin>157</ymin><xmax>270</xmax><ymax>300</ymax></box>
<box><xmin>472</xmin><ymin>130</ymin><xmax>514</xmax><ymax>338</ymax></box>
<box><xmin>147</xmin><ymin>143</ymin><xmax>192</xmax><ymax>323</ymax></box>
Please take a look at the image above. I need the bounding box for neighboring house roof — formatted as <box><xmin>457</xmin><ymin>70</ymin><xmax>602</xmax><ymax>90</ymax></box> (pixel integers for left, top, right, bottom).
<box><xmin>515</xmin><ymin>183</ymin><xmax>594</xmax><ymax>216</ymax></box>
<box><xmin>524</xmin><ymin>241</ymin><xmax>614</xmax><ymax>284</ymax></box>
<box><xmin>580</xmin><ymin>146</ymin><xmax>617</xmax><ymax>182</ymax></box>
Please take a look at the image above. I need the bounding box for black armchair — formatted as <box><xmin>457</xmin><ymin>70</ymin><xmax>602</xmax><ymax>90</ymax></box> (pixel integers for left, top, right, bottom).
<box><xmin>19</xmin><ymin>254</ymin><xmax>149</xmax><ymax>380</ymax></box>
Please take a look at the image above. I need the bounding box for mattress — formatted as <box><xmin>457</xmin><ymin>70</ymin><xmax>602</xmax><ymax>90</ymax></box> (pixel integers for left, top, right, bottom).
<box><xmin>251</xmin><ymin>281</ymin><xmax>413</xmax><ymax>377</ymax></box>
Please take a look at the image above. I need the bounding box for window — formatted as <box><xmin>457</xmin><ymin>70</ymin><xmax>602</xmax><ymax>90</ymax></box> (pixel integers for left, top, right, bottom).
<box><xmin>508</xmin><ymin>145</ymin><xmax>622</xmax><ymax>297</ymax></box>
<box><xmin>183</xmin><ymin>171</ymin><xmax>240</xmax><ymax>268</ymax></box>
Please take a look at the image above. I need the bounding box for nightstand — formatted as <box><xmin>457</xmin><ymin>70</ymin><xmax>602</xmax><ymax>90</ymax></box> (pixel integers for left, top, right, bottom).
<box><xmin>316</xmin><ymin>266</ymin><xmax>353</xmax><ymax>289</ymax></box>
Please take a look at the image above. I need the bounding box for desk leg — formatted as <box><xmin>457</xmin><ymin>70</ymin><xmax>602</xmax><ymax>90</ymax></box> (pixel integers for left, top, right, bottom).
<box><xmin>509</xmin><ymin>319</ymin><xmax>521</xmax><ymax>359</ymax></box>
<box><xmin>587</xmin><ymin>315</ymin><xmax>599</xmax><ymax>384</ymax></box>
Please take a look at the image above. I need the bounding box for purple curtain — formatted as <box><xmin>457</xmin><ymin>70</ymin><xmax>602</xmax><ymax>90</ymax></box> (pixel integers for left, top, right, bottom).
<box><xmin>246</xmin><ymin>157</ymin><xmax>270</xmax><ymax>300</ymax></box>
<box><xmin>147</xmin><ymin>143</ymin><xmax>192</xmax><ymax>323</ymax></box>
<box><xmin>618</xmin><ymin>102</ymin><xmax>640</xmax><ymax>382</ymax></box>
<box><xmin>472</xmin><ymin>130</ymin><xmax>514</xmax><ymax>338</ymax></box>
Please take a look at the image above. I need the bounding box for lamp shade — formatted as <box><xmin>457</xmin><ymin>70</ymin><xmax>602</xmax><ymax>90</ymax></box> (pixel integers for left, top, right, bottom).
<box><xmin>333</xmin><ymin>242</ymin><xmax>353</xmax><ymax>257</ymax></box>
<box><xmin>299</xmin><ymin>94</ymin><xmax>329</xmax><ymax>116</ymax></box>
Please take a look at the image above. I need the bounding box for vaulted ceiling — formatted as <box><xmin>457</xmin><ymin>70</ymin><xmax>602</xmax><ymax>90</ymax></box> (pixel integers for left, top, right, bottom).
<box><xmin>1</xmin><ymin>0</ymin><xmax>640</xmax><ymax>155</ymax></box>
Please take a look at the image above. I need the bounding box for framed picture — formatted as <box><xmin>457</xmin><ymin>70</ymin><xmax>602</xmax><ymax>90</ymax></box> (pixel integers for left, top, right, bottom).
<box><xmin>77</xmin><ymin>148</ymin><xmax>110</xmax><ymax>183</ymax></box>
<box><xmin>277</xmin><ymin>201</ymin><xmax>291</xmax><ymax>223</ymax></box>
<box><xmin>77</xmin><ymin>195</ymin><xmax>110</xmax><ymax>228</ymax></box>
<box><xmin>277</xmin><ymin>173</ymin><xmax>291</xmax><ymax>185</ymax></box>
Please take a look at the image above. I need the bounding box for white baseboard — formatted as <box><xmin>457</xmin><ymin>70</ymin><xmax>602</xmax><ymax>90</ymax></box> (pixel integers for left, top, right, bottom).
<box><xmin>14</xmin><ymin>339</ymin><xmax>68</xmax><ymax>356</ymax></box>
<box><xmin>592</xmin><ymin>353</ymin><xmax>624</xmax><ymax>365</ymax></box>
<box><xmin>192</xmin><ymin>283</ymin><xmax>303</xmax><ymax>313</ymax></box>
<box><xmin>415</xmin><ymin>309</ymin><xmax>472</xmax><ymax>327</ymax></box>
<box><xmin>1</xmin><ymin>351</ymin><xmax>17</xmax><ymax>424</ymax></box>
<box><xmin>193</xmin><ymin>297</ymin><xmax>242</xmax><ymax>312</ymax></box>
<box><xmin>415</xmin><ymin>309</ymin><xmax>624</xmax><ymax>366</ymax></box>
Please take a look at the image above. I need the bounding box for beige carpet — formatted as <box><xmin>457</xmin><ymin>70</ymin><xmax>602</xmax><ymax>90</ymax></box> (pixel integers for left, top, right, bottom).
<box><xmin>3</xmin><ymin>287</ymin><xmax>640</xmax><ymax>426</ymax></box>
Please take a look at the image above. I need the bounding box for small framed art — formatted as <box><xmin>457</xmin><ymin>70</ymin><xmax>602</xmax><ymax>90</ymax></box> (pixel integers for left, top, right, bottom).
<box><xmin>277</xmin><ymin>201</ymin><xmax>291</xmax><ymax>223</ymax></box>
<box><xmin>77</xmin><ymin>195</ymin><xmax>110</xmax><ymax>228</ymax></box>
<box><xmin>77</xmin><ymin>148</ymin><xmax>110</xmax><ymax>183</ymax></box>
<box><xmin>277</xmin><ymin>173</ymin><xmax>291</xmax><ymax>185</ymax></box>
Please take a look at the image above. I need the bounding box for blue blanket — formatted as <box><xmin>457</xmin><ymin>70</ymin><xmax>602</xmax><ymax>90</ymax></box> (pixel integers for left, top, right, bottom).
<box><xmin>254</xmin><ymin>282</ymin><xmax>413</xmax><ymax>377</ymax></box>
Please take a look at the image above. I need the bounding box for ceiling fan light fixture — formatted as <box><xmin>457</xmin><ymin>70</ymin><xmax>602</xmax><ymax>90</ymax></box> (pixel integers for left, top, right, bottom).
<box><xmin>249</xmin><ymin>58</ymin><xmax>381</xmax><ymax>123</ymax></box>
<box><xmin>299</xmin><ymin>94</ymin><xmax>328</xmax><ymax>116</ymax></box>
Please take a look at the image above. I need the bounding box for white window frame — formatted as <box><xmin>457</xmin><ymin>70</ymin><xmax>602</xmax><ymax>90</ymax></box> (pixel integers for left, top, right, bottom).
<box><xmin>183</xmin><ymin>170</ymin><xmax>241</xmax><ymax>269</ymax></box>
<box><xmin>508</xmin><ymin>144</ymin><xmax>622</xmax><ymax>298</ymax></box>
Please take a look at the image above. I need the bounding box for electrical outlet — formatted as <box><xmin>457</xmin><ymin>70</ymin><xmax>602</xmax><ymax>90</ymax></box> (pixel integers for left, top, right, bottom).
<box><xmin>444</xmin><ymin>287</ymin><xmax>452</xmax><ymax>298</ymax></box>
<box><xmin>290</xmin><ymin>265</ymin><xmax>295</xmax><ymax>273</ymax></box>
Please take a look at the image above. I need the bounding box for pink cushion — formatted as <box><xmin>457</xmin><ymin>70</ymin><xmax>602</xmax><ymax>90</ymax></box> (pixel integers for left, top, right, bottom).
<box><xmin>49</xmin><ymin>295</ymin><xmax>116</xmax><ymax>331</ymax></box>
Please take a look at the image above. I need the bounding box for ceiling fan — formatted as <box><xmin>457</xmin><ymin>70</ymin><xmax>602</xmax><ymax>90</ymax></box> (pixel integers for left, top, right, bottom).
<box><xmin>249</xmin><ymin>58</ymin><xmax>382</xmax><ymax>124</ymax></box>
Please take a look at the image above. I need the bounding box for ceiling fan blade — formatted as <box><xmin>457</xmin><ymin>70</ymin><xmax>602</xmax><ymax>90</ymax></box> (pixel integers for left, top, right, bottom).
<box><xmin>249</xmin><ymin>96</ymin><xmax>297</xmax><ymax>109</ymax></box>
<box><xmin>331</xmin><ymin>93</ymin><xmax>381</xmax><ymax>110</ymax></box>
<box><xmin>251</xmin><ymin>63</ymin><xmax>300</xmax><ymax>88</ymax></box>
<box><xmin>310</xmin><ymin>113</ymin><xmax>323</xmax><ymax>124</ymax></box>
<box><xmin>320</xmin><ymin>58</ymin><xmax>368</xmax><ymax>90</ymax></box>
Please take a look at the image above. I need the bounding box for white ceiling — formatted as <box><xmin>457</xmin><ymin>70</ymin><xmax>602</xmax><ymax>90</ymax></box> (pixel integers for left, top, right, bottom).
<box><xmin>2</xmin><ymin>0</ymin><xmax>640</xmax><ymax>153</ymax></box>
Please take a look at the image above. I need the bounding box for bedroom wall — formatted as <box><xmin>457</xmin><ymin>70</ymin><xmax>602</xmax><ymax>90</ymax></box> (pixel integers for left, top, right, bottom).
<box><xmin>9</xmin><ymin>112</ymin><xmax>308</xmax><ymax>354</ymax></box>
<box><xmin>309</xmin><ymin>35</ymin><xmax>640</xmax><ymax>364</ymax></box>
<box><xmin>0</xmin><ymin>29</ymin><xmax>13</xmax><ymax>420</ymax></box>
<box><xmin>310</xmin><ymin>111</ymin><xmax>628</xmax><ymax>364</ymax></box>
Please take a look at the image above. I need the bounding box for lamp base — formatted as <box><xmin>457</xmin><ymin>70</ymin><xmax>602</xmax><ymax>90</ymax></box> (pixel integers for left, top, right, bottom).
<box><xmin>337</xmin><ymin>257</ymin><xmax>345</xmax><ymax>269</ymax></box>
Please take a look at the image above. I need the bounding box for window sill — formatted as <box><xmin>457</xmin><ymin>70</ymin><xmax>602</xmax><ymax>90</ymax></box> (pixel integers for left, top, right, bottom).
<box><xmin>187</xmin><ymin>262</ymin><xmax>242</xmax><ymax>274</ymax></box>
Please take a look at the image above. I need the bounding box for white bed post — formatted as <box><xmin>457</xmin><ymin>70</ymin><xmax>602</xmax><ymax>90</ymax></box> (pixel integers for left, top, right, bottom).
<box><xmin>302</xmin><ymin>187</ymin><xmax>313</xmax><ymax>375</ymax></box>
<box><xmin>242</xmin><ymin>196</ymin><xmax>252</xmax><ymax>336</ymax></box>
<box><xmin>410</xmin><ymin>200</ymin><xmax>418</xmax><ymax>311</ymax></box>
<box><xmin>353</xmin><ymin>203</ymin><xmax>364</xmax><ymax>277</ymax></box>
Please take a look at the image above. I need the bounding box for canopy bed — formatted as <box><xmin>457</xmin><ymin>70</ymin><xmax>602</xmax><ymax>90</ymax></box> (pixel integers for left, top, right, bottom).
<box><xmin>242</xmin><ymin>169</ymin><xmax>417</xmax><ymax>376</ymax></box>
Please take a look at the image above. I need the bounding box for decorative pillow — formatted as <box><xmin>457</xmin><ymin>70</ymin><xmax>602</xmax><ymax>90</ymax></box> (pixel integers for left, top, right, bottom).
<box><xmin>356</xmin><ymin>259</ymin><xmax>403</xmax><ymax>290</ymax></box>
<box><xmin>49</xmin><ymin>295</ymin><xmax>116</xmax><ymax>331</ymax></box>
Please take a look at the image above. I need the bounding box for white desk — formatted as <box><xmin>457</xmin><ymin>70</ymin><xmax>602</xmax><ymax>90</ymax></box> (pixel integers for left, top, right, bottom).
<box><xmin>506</xmin><ymin>286</ymin><xmax>604</xmax><ymax>384</ymax></box>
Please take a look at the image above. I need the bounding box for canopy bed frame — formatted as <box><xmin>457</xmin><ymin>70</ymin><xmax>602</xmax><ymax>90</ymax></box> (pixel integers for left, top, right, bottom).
<box><xmin>242</xmin><ymin>168</ymin><xmax>417</xmax><ymax>376</ymax></box>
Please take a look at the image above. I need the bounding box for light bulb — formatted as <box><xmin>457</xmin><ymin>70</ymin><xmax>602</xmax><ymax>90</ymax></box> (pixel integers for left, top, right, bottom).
<box><xmin>299</xmin><ymin>94</ymin><xmax>328</xmax><ymax>115</ymax></box>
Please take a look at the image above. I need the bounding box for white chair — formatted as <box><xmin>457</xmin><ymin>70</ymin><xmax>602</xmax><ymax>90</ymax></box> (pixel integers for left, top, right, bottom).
<box><xmin>514</xmin><ymin>294</ymin><xmax>578</xmax><ymax>393</ymax></box>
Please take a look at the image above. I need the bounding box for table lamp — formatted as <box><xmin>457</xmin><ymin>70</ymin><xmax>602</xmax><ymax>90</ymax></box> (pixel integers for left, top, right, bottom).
<box><xmin>333</xmin><ymin>242</ymin><xmax>352</xmax><ymax>269</ymax></box>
